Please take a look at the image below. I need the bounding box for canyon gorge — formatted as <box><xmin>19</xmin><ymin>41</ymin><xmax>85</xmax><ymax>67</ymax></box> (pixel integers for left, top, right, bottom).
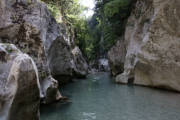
<box><xmin>0</xmin><ymin>0</ymin><xmax>180</xmax><ymax>120</ymax></box>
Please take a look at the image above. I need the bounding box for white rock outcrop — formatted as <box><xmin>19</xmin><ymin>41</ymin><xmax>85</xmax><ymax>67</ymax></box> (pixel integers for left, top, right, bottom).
<box><xmin>0</xmin><ymin>43</ymin><xmax>40</xmax><ymax>120</ymax></box>
<box><xmin>0</xmin><ymin>0</ymin><xmax>87</xmax><ymax>102</ymax></box>
<box><xmin>115</xmin><ymin>0</ymin><xmax>180</xmax><ymax>91</ymax></box>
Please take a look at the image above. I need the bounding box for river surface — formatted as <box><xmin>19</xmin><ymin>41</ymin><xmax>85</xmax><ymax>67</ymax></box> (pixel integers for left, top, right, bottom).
<box><xmin>40</xmin><ymin>72</ymin><xmax>180</xmax><ymax>120</ymax></box>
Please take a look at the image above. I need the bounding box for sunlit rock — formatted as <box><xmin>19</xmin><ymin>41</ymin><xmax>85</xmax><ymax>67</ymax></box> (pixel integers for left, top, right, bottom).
<box><xmin>116</xmin><ymin>0</ymin><xmax>180</xmax><ymax>91</ymax></box>
<box><xmin>0</xmin><ymin>0</ymin><xmax>88</xmax><ymax>100</ymax></box>
<box><xmin>98</xmin><ymin>58</ymin><xmax>110</xmax><ymax>72</ymax></box>
<box><xmin>0</xmin><ymin>43</ymin><xmax>40</xmax><ymax>120</ymax></box>
<box><xmin>40</xmin><ymin>76</ymin><xmax>62</xmax><ymax>104</ymax></box>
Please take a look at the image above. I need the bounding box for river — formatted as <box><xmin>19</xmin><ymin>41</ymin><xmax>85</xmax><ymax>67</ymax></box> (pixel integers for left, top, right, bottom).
<box><xmin>40</xmin><ymin>72</ymin><xmax>180</xmax><ymax>120</ymax></box>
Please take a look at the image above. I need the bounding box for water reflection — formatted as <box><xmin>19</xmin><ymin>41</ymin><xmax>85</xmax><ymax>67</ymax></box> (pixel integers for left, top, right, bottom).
<box><xmin>41</xmin><ymin>73</ymin><xmax>180</xmax><ymax>120</ymax></box>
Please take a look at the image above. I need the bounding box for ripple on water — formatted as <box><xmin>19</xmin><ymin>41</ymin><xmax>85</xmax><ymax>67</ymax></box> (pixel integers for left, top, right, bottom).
<box><xmin>40</xmin><ymin>72</ymin><xmax>180</xmax><ymax>120</ymax></box>
<box><xmin>82</xmin><ymin>112</ymin><xmax>96</xmax><ymax>120</ymax></box>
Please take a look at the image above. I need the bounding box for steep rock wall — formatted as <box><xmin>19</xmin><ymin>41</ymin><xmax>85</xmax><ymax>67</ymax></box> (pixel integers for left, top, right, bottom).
<box><xmin>108</xmin><ymin>36</ymin><xmax>126</xmax><ymax>76</ymax></box>
<box><xmin>110</xmin><ymin>0</ymin><xmax>180</xmax><ymax>91</ymax></box>
<box><xmin>0</xmin><ymin>43</ymin><xmax>40</xmax><ymax>120</ymax></box>
<box><xmin>0</xmin><ymin>0</ymin><xmax>88</xmax><ymax>89</ymax></box>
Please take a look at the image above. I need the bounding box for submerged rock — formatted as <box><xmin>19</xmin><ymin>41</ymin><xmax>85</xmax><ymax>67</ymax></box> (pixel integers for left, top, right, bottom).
<box><xmin>0</xmin><ymin>43</ymin><xmax>40</xmax><ymax>120</ymax></box>
<box><xmin>114</xmin><ymin>0</ymin><xmax>180</xmax><ymax>91</ymax></box>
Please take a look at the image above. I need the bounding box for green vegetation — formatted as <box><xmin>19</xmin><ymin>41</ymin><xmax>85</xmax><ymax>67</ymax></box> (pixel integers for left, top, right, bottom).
<box><xmin>41</xmin><ymin>0</ymin><xmax>133</xmax><ymax>60</ymax></box>
<box><xmin>78</xmin><ymin>0</ymin><xmax>133</xmax><ymax>59</ymax></box>
<box><xmin>41</xmin><ymin>0</ymin><xmax>86</xmax><ymax>23</ymax></box>
<box><xmin>94</xmin><ymin>0</ymin><xmax>133</xmax><ymax>53</ymax></box>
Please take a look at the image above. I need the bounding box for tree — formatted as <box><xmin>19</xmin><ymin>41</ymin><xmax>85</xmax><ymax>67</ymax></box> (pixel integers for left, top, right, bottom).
<box><xmin>41</xmin><ymin>0</ymin><xmax>134</xmax><ymax>61</ymax></box>
<box><xmin>93</xmin><ymin>0</ymin><xmax>133</xmax><ymax>54</ymax></box>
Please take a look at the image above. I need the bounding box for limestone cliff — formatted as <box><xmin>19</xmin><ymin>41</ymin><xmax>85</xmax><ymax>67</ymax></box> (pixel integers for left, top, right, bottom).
<box><xmin>0</xmin><ymin>44</ymin><xmax>40</xmax><ymax>120</ymax></box>
<box><xmin>109</xmin><ymin>0</ymin><xmax>180</xmax><ymax>92</ymax></box>
<box><xmin>108</xmin><ymin>36</ymin><xmax>126</xmax><ymax>76</ymax></box>
<box><xmin>0</xmin><ymin>0</ymin><xmax>88</xmax><ymax>104</ymax></box>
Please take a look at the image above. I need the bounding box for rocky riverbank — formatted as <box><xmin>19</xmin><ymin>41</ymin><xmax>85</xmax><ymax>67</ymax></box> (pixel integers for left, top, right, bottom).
<box><xmin>0</xmin><ymin>44</ymin><xmax>40</xmax><ymax>120</ymax></box>
<box><xmin>0</xmin><ymin>0</ymin><xmax>180</xmax><ymax>119</ymax></box>
<box><xmin>108</xmin><ymin>0</ymin><xmax>180</xmax><ymax>92</ymax></box>
<box><xmin>0</xmin><ymin>0</ymin><xmax>88</xmax><ymax>119</ymax></box>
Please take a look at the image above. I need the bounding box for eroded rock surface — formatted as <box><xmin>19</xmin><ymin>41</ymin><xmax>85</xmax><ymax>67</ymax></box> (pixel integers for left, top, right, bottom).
<box><xmin>114</xmin><ymin>0</ymin><xmax>180</xmax><ymax>91</ymax></box>
<box><xmin>0</xmin><ymin>43</ymin><xmax>40</xmax><ymax>120</ymax></box>
<box><xmin>40</xmin><ymin>76</ymin><xmax>62</xmax><ymax>104</ymax></box>
<box><xmin>98</xmin><ymin>58</ymin><xmax>110</xmax><ymax>72</ymax></box>
<box><xmin>108</xmin><ymin>37</ymin><xmax>126</xmax><ymax>76</ymax></box>
<box><xmin>72</xmin><ymin>47</ymin><xmax>89</xmax><ymax>77</ymax></box>
<box><xmin>0</xmin><ymin>0</ymin><xmax>87</xmax><ymax>100</ymax></box>
<box><xmin>48</xmin><ymin>38</ymin><xmax>88</xmax><ymax>84</ymax></box>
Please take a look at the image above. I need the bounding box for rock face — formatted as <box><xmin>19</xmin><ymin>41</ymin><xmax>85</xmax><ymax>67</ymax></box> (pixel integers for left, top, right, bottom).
<box><xmin>0</xmin><ymin>0</ymin><xmax>87</xmax><ymax>101</ymax></box>
<box><xmin>114</xmin><ymin>0</ymin><xmax>180</xmax><ymax>91</ymax></box>
<box><xmin>40</xmin><ymin>76</ymin><xmax>62</xmax><ymax>104</ymax></box>
<box><xmin>48</xmin><ymin>39</ymin><xmax>88</xmax><ymax>83</ymax></box>
<box><xmin>72</xmin><ymin>47</ymin><xmax>89</xmax><ymax>77</ymax></box>
<box><xmin>0</xmin><ymin>0</ymin><xmax>62</xmax><ymax>102</ymax></box>
<box><xmin>108</xmin><ymin>37</ymin><xmax>126</xmax><ymax>76</ymax></box>
<box><xmin>98</xmin><ymin>58</ymin><xmax>110</xmax><ymax>72</ymax></box>
<box><xmin>0</xmin><ymin>44</ymin><xmax>40</xmax><ymax>120</ymax></box>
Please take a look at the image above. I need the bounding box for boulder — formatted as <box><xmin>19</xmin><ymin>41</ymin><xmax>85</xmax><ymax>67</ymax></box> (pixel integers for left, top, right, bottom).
<box><xmin>89</xmin><ymin>58</ymin><xmax>110</xmax><ymax>73</ymax></box>
<box><xmin>0</xmin><ymin>0</ymin><xmax>87</xmax><ymax>95</ymax></box>
<box><xmin>116</xmin><ymin>0</ymin><xmax>180</xmax><ymax>91</ymax></box>
<box><xmin>72</xmin><ymin>47</ymin><xmax>88</xmax><ymax>77</ymax></box>
<box><xmin>89</xmin><ymin>60</ymin><xmax>99</xmax><ymax>72</ymax></box>
<box><xmin>98</xmin><ymin>58</ymin><xmax>110</xmax><ymax>72</ymax></box>
<box><xmin>48</xmin><ymin>36</ymin><xmax>74</xmax><ymax>83</ymax></box>
<box><xmin>0</xmin><ymin>0</ymin><xmax>60</xmax><ymax>101</ymax></box>
<box><xmin>108</xmin><ymin>37</ymin><xmax>126</xmax><ymax>76</ymax></box>
<box><xmin>0</xmin><ymin>43</ymin><xmax>40</xmax><ymax>120</ymax></box>
<box><xmin>40</xmin><ymin>76</ymin><xmax>62</xmax><ymax>104</ymax></box>
<box><xmin>48</xmin><ymin>38</ymin><xmax>88</xmax><ymax>83</ymax></box>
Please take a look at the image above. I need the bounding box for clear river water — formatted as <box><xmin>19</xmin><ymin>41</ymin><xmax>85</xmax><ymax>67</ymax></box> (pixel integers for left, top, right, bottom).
<box><xmin>40</xmin><ymin>72</ymin><xmax>180</xmax><ymax>120</ymax></box>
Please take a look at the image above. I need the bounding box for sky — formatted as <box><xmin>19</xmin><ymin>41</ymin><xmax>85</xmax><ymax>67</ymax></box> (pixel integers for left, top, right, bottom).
<box><xmin>79</xmin><ymin>0</ymin><xmax>95</xmax><ymax>17</ymax></box>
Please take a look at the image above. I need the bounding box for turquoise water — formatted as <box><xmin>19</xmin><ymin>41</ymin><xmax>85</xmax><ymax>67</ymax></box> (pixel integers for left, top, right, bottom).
<box><xmin>40</xmin><ymin>73</ymin><xmax>180</xmax><ymax>120</ymax></box>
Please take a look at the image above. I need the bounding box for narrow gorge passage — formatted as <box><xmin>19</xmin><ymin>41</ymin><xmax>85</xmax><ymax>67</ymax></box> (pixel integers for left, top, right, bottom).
<box><xmin>1</xmin><ymin>0</ymin><xmax>180</xmax><ymax>120</ymax></box>
<box><xmin>40</xmin><ymin>73</ymin><xmax>180</xmax><ymax>120</ymax></box>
